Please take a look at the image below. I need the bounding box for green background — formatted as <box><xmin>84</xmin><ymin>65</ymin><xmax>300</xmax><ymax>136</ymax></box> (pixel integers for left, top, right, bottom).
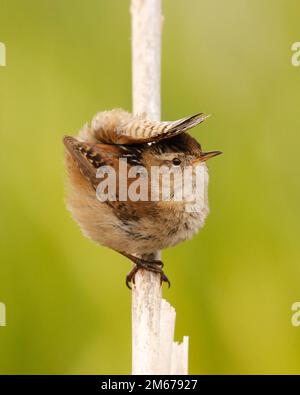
<box><xmin>1</xmin><ymin>0</ymin><xmax>300</xmax><ymax>374</ymax></box>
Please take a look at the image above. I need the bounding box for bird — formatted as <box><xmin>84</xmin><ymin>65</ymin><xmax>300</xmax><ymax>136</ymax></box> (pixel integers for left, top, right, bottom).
<box><xmin>63</xmin><ymin>108</ymin><xmax>221</xmax><ymax>288</ymax></box>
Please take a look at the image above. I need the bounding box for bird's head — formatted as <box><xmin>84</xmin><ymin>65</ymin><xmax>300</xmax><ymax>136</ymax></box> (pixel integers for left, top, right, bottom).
<box><xmin>140</xmin><ymin>133</ymin><xmax>222</xmax><ymax>171</ymax></box>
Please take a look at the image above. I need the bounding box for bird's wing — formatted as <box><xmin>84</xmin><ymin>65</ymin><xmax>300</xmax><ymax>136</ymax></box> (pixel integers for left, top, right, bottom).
<box><xmin>63</xmin><ymin>135</ymin><xmax>155</xmax><ymax>222</ymax></box>
<box><xmin>63</xmin><ymin>136</ymin><xmax>121</xmax><ymax>189</ymax></box>
<box><xmin>92</xmin><ymin>112</ymin><xmax>209</xmax><ymax>145</ymax></box>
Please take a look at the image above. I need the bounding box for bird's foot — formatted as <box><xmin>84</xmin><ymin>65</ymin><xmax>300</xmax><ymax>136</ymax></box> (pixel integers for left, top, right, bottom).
<box><xmin>124</xmin><ymin>256</ymin><xmax>170</xmax><ymax>290</ymax></box>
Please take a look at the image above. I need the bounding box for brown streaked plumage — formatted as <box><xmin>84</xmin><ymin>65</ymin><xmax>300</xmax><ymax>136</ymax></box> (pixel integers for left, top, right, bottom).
<box><xmin>63</xmin><ymin>109</ymin><xmax>221</xmax><ymax>288</ymax></box>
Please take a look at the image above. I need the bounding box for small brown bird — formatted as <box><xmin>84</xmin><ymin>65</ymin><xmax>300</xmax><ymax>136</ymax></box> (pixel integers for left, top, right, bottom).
<box><xmin>63</xmin><ymin>109</ymin><xmax>221</xmax><ymax>288</ymax></box>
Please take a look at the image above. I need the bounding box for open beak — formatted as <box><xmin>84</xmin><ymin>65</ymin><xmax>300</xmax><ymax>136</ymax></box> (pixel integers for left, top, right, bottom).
<box><xmin>193</xmin><ymin>150</ymin><xmax>222</xmax><ymax>163</ymax></box>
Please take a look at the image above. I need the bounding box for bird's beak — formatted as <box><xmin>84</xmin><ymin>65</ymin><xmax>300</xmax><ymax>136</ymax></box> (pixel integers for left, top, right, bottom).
<box><xmin>193</xmin><ymin>151</ymin><xmax>222</xmax><ymax>163</ymax></box>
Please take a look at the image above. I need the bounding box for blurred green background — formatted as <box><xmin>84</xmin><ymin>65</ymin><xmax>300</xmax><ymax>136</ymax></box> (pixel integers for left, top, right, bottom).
<box><xmin>1</xmin><ymin>0</ymin><xmax>300</xmax><ymax>374</ymax></box>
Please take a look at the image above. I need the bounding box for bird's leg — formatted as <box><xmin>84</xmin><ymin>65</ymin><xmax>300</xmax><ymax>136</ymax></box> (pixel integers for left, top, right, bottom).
<box><xmin>118</xmin><ymin>251</ymin><xmax>171</xmax><ymax>289</ymax></box>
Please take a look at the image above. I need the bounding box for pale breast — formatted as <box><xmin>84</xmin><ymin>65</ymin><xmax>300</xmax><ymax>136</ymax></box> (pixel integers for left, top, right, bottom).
<box><xmin>125</xmin><ymin>163</ymin><xmax>210</xmax><ymax>253</ymax></box>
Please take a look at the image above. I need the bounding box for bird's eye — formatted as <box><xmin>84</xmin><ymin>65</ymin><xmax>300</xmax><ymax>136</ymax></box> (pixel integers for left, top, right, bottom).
<box><xmin>172</xmin><ymin>158</ymin><xmax>181</xmax><ymax>166</ymax></box>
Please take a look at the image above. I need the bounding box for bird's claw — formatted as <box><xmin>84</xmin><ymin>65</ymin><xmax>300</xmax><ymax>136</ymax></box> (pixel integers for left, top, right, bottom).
<box><xmin>126</xmin><ymin>259</ymin><xmax>170</xmax><ymax>290</ymax></box>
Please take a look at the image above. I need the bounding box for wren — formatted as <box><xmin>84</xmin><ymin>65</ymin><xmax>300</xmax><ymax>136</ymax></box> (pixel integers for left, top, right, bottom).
<box><xmin>63</xmin><ymin>109</ymin><xmax>221</xmax><ymax>288</ymax></box>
